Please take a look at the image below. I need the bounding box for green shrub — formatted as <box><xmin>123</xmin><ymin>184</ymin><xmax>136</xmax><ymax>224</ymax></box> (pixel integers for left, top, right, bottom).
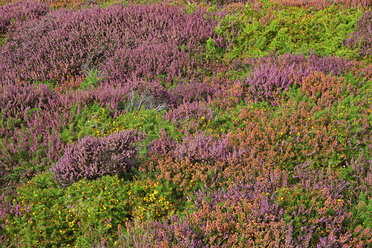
<box><xmin>126</xmin><ymin>178</ymin><xmax>183</xmax><ymax>222</ymax></box>
<box><xmin>63</xmin><ymin>175</ymin><xmax>131</xmax><ymax>246</ymax></box>
<box><xmin>217</xmin><ymin>3</ymin><xmax>362</xmax><ymax>60</ymax></box>
<box><xmin>79</xmin><ymin>69</ymin><xmax>104</xmax><ymax>90</ymax></box>
<box><xmin>59</xmin><ymin>102</ymin><xmax>179</xmax><ymax>156</ymax></box>
<box><xmin>6</xmin><ymin>172</ymin><xmax>76</xmax><ymax>247</ymax></box>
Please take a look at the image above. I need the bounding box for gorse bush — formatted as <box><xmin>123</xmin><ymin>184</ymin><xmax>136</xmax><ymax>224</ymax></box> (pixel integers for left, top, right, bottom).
<box><xmin>4</xmin><ymin>173</ymin><xmax>184</xmax><ymax>247</ymax></box>
<box><xmin>50</xmin><ymin>130</ymin><xmax>142</xmax><ymax>187</ymax></box>
<box><xmin>5</xmin><ymin>172</ymin><xmax>75</xmax><ymax>247</ymax></box>
<box><xmin>217</xmin><ymin>2</ymin><xmax>363</xmax><ymax>60</ymax></box>
<box><xmin>126</xmin><ymin>178</ymin><xmax>183</xmax><ymax>221</ymax></box>
<box><xmin>63</xmin><ymin>175</ymin><xmax>131</xmax><ymax>247</ymax></box>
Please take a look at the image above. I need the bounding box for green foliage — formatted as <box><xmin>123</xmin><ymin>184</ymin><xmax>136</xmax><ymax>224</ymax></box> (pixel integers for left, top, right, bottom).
<box><xmin>95</xmin><ymin>107</ymin><xmax>179</xmax><ymax>155</ymax></box>
<box><xmin>79</xmin><ymin>69</ymin><xmax>104</xmax><ymax>90</ymax></box>
<box><xmin>64</xmin><ymin>175</ymin><xmax>131</xmax><ymax>246</ymax></box>
<box><xmin>6</xmin><ymin>172</ymin><xmax>75</xmax><ymax>247</ymax></box>
<box><xmin>4</xmin><ymin>172</ymin><xmax>183</xmax><ymax>247</ymax></box>
<box><xmin>352</xmin><ymin>191</ymin><xmax>372</xmax><ymax>229</ymax></box>
<box><xmin>217</xmin><ymin>4</ymin><xmax>362</xmax><ymax>60</ymax></box>
<box><xmin>59</xmin><ymin>102</ymin><xmax>111</xmax><ymax>144</ymax></box>
<box><xmin>126</xmin><ymin>178</ymin><xmax>184</xmax><ymax>221</ymax></box>
<box><xmin>205</xmin><ymin>37</ymin><xmax>224</xmax><ymax>61</ymax></box>
<box><xmin>0</xmin><ymin>34</ymin><xmax>7</xmax><ymax>47</ymax></box>
<box><xmin>59</xmin><ymin>102</ymin><xmax>179</xmax><ymax>153</ymax></box>
<box><xmin>0</xmin><ymin>126</ymin><xmax>51</xmax><ymax>185</ymax></box>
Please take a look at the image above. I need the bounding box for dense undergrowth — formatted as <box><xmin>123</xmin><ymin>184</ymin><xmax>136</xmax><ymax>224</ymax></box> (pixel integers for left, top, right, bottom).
<box><xmin>0</xmin><ymin>0</ymin><xmax>371</xmax><ymax>247</ymax></box>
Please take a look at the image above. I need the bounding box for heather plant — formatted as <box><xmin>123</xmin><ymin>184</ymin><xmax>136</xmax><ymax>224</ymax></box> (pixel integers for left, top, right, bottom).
<box><xmin>170</xmin><ymin>79</ymin><xmax>220</xmax><ymax>103</ymax></box>
<box><xmin>164</xmin><ymin>100</ymin><xmax>214</xmax><ymax>125</ymax></box>
<box><xmin>115</xmin><ymin>218</ymin><xmax>156</xmax><ymax>248</ymax></box>
<box><xmin>0</xmin><ymin>0</ymin><xmax>371</xmax><ymax>246</ymax></box>
<box><xmin>192</xmin><ymin>0</ymin><xmax>246</xmax><ymax>7</ymax></box>
<box><xmin>0</xmin><ymin>83</ymin><xmax>67</xmax><ymax>186</ymax></box>
<box><xmin>210</xmin><ymin>94</ymin><xmax>369</xmax><ymax>175</ymax></box>
<box><xmin>151</xmin><ymin>163</ymin><xmax>371</xmax><ymax>247</ymax></box>
<box><xmin>38</xmin><ymin>0</ymin><xmax>119</xmax><ymax>9</ymax></box>
<box><xmin>173</xmin><ymin>131</ymin><xmax>238</xmax><ymax>164</ymax></box>
<box><xmin>50</xmin><ymin>130</ymin><xmax>142</xmax><ymax>187</ymax></box>
<box><xmin>153</xmin><ymin>173</ymin><xmax>288</xmax><ymax>247</ymax></box>
<box><xmin>141</xmin><ymin>157</ymin><xmax>216</xmax><ymax>193</ymax></box>
<box><xmin>344</xmin><ymin>10</ymin><xmax>372</xmax><ymax>59</ymax></box>
<box><xmin>0</xmin><ymin>4</ymin><xmax>224</xmax><ymax>85</ymax></box>
<box><xmin>0</xmin><ymin>0</ymin><xmax>49</xmax><ymax>35</ymax></box>
<box><xmin>236</xmin><ymin>51</ymin><xmax>370</xmax><ymax>103</ymax></box>
<box><xmin>274</xmin><ymin>185</ymin><xmax>348</xmax><ymax>246</ymax></box>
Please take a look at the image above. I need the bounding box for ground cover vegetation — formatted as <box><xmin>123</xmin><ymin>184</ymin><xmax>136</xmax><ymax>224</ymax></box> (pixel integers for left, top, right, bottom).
<box><xmin>0</xmin><ymin>0</ymin><xmax>371</xmax><ymax>247</ymax></box>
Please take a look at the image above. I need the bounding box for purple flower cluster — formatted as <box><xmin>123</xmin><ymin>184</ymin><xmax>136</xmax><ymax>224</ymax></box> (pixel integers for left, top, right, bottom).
<box><xmin>0</xmin><ymin>4</ymin><xmax>223</xmax><ymax>85</ymax></box>
<box><xmin>0</xmin><ymin>0</ymin><xmax>49</xmax><ymax>35</ymax></box>
<box><xmin>0</xmin><ymin>82</ymin><xmax>66</xmax><ymax>185</ymax></box>
<box><xmin>242</xmin><ymin>52</ymin><xmax>359</xmax><ymax>103</ymax></box>
<box><xmin>50</xmin><ymin>130</ymin><xmax>142</xmax><ymax>187</ymax></box>
<box><xmin>344</xmin><ymin>11</ymin><xmax>372</xmax><ymax>58</ymax></box>
<box><xmin>164</xmin><ymin>100</ymin><xmax>213</xmax><ymax>123</ymax></box>
<box><xmin>174</xmin><ymin>131</ymin><xmax>239</xmax><ymax>164</ymax></box>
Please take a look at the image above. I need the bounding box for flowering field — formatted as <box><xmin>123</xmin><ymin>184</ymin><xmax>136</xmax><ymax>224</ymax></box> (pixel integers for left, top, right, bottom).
<box><xmin>0</xmin><ymin>0</ymin><xmax>371</xmax><ymax>247</ymax></box>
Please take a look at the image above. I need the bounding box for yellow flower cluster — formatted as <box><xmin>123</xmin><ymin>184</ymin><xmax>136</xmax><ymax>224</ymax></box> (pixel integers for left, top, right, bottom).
<box><xmin>128</xmin><ymin>180</ymin><xmax>176</xmax><ymax>221</ymax></box>
<box><xmin>92</xmin><ymin>119</ymin><xmax>126</xmax><ymax>138</ymax></box>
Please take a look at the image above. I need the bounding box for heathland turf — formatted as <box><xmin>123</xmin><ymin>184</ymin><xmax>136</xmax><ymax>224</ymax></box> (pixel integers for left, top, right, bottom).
<box><xmin>0</xmin><ymin>0</ymin><xmax>371</xmax><ymax>247</ymax></box>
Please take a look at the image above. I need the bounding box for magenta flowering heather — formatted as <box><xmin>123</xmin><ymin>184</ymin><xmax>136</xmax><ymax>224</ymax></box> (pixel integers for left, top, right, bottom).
<box><xmin>0</xmin><ymin>4</ymin><xmax>223</xmax><ymax>85</ymax></box>
<box><xmin>0</xmin><ymin>0</ymin><xmax>49</xmax><ymax>35</ymax></box>
<box><xmin>242</xmin><ymin>52</ymin><xmax>360</xmax><ymax>103</ymax></box>
<box><xmin>50</xmin><ymin>130</ymin><xmax>143</xmax><ymax>187</ymax></box>
<box><xmin>344</xmin><ymin>11</ymin><xmax>372</xmax><ymax>57</ymax></box>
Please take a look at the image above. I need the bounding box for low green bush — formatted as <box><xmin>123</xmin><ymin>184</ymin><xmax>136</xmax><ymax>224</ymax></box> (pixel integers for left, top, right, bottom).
<box><xmin>217</xmin><ymin>2</ymin><xmax>363</xmax><ymax>60</ymax></box>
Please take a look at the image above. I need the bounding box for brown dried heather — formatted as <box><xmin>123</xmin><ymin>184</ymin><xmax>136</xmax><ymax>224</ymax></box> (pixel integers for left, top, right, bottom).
<box><xmin>221</xmin><ymin>96</ymin><xmax>370</xmax><ymax>181</ymax></box>
<box><xmin>300</xmin><ymin>71</ymin><xmax>349</xmax><ymax>107</ymax></box>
